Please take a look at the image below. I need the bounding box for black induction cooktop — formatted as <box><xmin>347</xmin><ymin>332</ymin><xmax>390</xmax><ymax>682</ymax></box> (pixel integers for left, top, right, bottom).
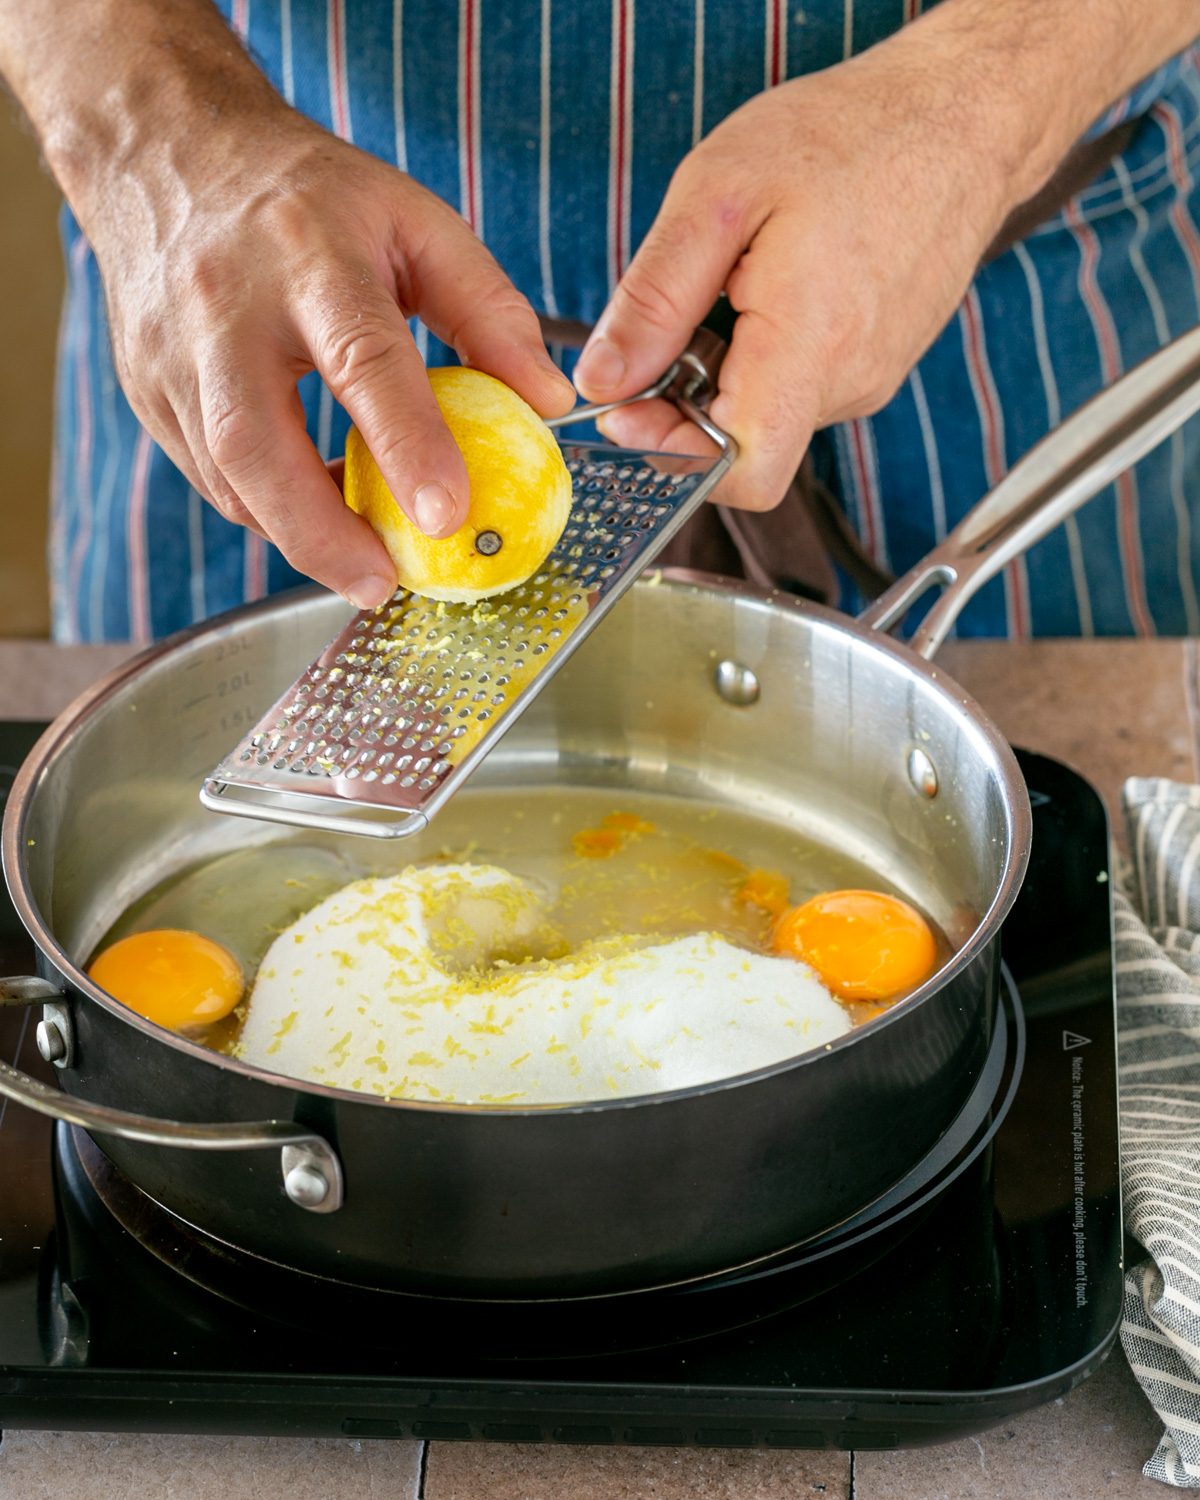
<box><xmin>0</xmin><ymin>722</ymin><xmax>1122</xmax><ymax>1449</ymax></box>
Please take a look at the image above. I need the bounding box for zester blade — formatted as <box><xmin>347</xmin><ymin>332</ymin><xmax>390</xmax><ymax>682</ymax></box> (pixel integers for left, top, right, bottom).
<box><xmin>202</xmin><ymin>431</ymin><xmax>732</xmax><ymax>838</ymax></box>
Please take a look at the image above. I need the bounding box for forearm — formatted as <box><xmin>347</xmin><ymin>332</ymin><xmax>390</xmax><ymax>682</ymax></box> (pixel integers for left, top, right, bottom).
<box><xmin>0</xmin><ymin>0</ymin><xmax>286</xmax><ymax>239</ymax></box>
<box><xmin>895</xmin><ymin>0</ymin><xmax>1200</xmax><ymax>214</ymax></box>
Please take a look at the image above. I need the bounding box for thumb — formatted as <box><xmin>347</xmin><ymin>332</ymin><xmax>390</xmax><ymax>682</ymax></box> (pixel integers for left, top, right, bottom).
<box><xmin>575</xmin><ymin>182</ymin><xmax>744</xmax><ymax>401</ymax></box>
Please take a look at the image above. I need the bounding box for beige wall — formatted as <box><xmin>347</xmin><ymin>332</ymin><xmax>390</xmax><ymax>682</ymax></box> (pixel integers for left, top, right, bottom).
<box><xmin>0</xmin><ymin>109</ymin><xmax>62</xmax><ymax>637</ymax></box>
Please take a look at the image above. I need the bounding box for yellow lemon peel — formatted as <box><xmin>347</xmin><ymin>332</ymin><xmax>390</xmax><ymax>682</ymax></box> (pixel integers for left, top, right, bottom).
<box><xmin>344</xmin><ymin>367</ymin><xmax>573</xmax><ymax>603</ymax></box>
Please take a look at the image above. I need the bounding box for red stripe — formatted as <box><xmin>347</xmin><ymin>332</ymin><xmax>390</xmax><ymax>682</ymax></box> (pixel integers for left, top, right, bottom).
<box><xmin>126</xmin><ymin>428</ymin><xmax>153</xmax><ymax>644</ymax></box>
<box><xmin>1002</xmin><ymin>566</ymin><xmax>1027</xmax><ymax>639</ymax></box>
<box><xmin>613</xmin><ymin>0</ymin><xmax>629</xmax><ymax>280</ymax></box>
<box><xmin>961</xmin><ymin>291</ymin><xmax>1028</xmax><ymax>638</ymax></box>
<box><xmin>1068</xmin><ymin>210</ymin><xmax>1121</xmax><ymax>374</ymax></box>
<box><xmin>903</xmin><ymin>0</ymin><xmax>920</xmax><ymax>20</ymax></box>
<box><xmin>1064</xmin><ymin>203</ymin><xmax>1154</xmax><ymax>637</ymax></box>
<box><xmin>328</xmin><ymin>0</ymin><xmax>350</xmax><ymax>140</ymax></box>
<box><xmin>243</xmin><ymin>532</ymin><xmax>268</xmax><ymax>603</ymax></box>
<box><xmin>769</xmin><ymin>0</ymin><xmax>783</xmax><ymax>87</ymax></box>
<box><xmin>848</xmin><ymin>419</ymin><xmax>880</xmax><ymax>563</ymax></box>
<box><xmin>960</xmin><ymin>294</ymin><xmax>1004</xmax><ymax>485</ymax></box>
<box><xmin>462</xmin><ymin>0</ymin><xmax>478</xmax><ymax>230</ymax></box>
<box><xmin>1155</xmin><ymin>101</ymin><xmax>1200</xmax><ymax>272</ymax></box>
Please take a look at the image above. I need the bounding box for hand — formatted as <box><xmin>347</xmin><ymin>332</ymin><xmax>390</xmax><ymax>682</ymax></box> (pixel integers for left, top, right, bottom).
<box><xmin>81</xmin><ymin>105</ymin><xmax>574</xmax><ymax>608</ymax></box>
<box><xmin>573</xmin><ymin>17</ymin><xmax>1041</xmax><ymax>511</ymax></box>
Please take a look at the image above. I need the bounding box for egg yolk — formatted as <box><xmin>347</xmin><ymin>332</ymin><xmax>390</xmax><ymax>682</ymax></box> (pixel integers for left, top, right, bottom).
<box><xmin>772</xmin><ymin>889</ymin><xmax>937</xmax><ymax>1002</ymax></box>
<box><xmin>572</xmin><ymin>812</ymin><xmax>657</xmax><ymax>859</ymax></box>
<box><xmin>88</xmin><ymin>929</ymin><xmax>244</xmax><ymax>1031</ymax></box>
<box><xmin>736</xmin><ymin>868</ymin><xmax>791</xmax><ymax>918</ymax></box>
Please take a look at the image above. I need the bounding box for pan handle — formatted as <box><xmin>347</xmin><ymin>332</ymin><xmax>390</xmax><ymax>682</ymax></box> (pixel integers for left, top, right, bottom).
<box><xmin>858</xmin><ymin>322</ymin><xmax>1200</xmax><ymax>658</ymax></box>
<box><xmin>0</xmin><ymin>977</ymin><xmax>343</xmax><ymax>1213</ymax></box>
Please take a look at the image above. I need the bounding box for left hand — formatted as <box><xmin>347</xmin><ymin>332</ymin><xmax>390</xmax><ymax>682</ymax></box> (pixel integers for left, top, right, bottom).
<box><xmin>573</xmin><ymin>28</ymin><xmax>1027</xmax><ymax>511</ymax></box>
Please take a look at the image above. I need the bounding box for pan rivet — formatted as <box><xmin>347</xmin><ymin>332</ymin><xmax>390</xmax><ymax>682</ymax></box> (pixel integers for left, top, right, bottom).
<box><xmin>284</xmin><ymin>1162</ymin><xmax>330</xmax><ymax>1209</ymax></box>
<box><xmin>35</xmin><ymin>1002</ymin><xmax>75</xmax><ymax>1069</ymax></box>
<box><xmin>35</xmin><ymin>1018</ymin><xmax>68</xmax><ymax>1066</ymax></box>
<box><xmin>475</xmin><ymin>530</ymin><xmax>503</xmax><ymax>557</ymax></box>
<box><xmin>908</xmin><ymin>747</ymin><xmax>939</xmax><ymax>799</ymax></box>
<box><xmin>714</xmin><ymin>660</ymin><xmax>760</xmax><ymax>707</ymax></box>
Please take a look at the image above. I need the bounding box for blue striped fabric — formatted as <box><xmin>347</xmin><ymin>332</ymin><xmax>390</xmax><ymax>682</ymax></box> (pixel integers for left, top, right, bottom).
<box><xmin>48</xmin><ymin>3</ymin><xmax>1200</xmax><ymax>642</ymax></box>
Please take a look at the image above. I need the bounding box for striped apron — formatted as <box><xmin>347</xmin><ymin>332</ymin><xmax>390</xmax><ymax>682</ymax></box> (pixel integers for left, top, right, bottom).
<box><xmin>50</xmin><ymin>4</ymin><xmax>1200</xmax><ymax>641</ymax></box>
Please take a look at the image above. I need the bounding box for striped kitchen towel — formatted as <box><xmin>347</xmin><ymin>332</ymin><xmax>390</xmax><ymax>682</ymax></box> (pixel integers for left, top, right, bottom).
<box><xmin>1119</xmin><ymin>778</ymin><xmax>1200</xmax><ymax>1486</ymax></box>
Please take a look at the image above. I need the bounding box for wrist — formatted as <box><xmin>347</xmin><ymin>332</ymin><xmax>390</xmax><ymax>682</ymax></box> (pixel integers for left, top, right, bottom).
<box><xmin>884</xmin><ymin>0</ymin><xmax>1199</xmax><ymax>220</ymax></box>
<box><xmin>12</xmin><ymin>1</ymin><xmax>285</xmax><ymax>240</ymax></box>
<box><xmin>873</xmin><ymin>11</ymin><xmax>1084</xmax><ymax>225</ymax></box>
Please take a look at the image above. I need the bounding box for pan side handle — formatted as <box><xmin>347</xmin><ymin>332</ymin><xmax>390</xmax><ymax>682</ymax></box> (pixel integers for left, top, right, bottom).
<box><xmin>0</xmin><ymin>977</ymin><xmax>343</xmax><ymax>1213</ymax></box>
<box><xmin>859</xmin><ymin>323</ymin><xmax>1200</xmax><ymax>657</ymax></box>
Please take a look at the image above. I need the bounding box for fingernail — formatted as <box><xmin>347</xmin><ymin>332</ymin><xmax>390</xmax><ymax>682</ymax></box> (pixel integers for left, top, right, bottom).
<box><xmin>413</xmin><ymin>481</ymin><xmax>458</xmax><ymax>536</ymax></box>
<box><xmin>345</xmin><ymin>575</ymin><xmax>395</xmax><ymax>610</ymax></box>
<box><xmin>576</xmin><ymin>337</ymin><xmax>626</xmax><ymax>394</ymax></box>
<box><xmin>544</xmin><ymin>361</ymin><xmax>577</xmax><ymax>398</ymax></box>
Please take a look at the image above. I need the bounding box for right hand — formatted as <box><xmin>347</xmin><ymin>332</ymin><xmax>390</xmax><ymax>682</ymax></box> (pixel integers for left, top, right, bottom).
<box><xmin>83</xmin><ymin>106</ymin><xmax>574</xmax><ymax>608</ymax></box>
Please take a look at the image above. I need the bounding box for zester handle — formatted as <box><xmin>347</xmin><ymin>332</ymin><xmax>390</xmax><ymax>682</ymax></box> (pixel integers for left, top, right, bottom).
<box><xmin>859</xmin><ymin>322</ymin><xmax>1200</xmax><ymax>657</ymax></box>
<box><xmin>546</xmin><ymin>297</ymin><xmax>737</xmax><ymax>442</ymax></box>
<box><xmin>667</xmin><ymin>296</ymin><xmax>737</xmax><ymax>407</ymax></box>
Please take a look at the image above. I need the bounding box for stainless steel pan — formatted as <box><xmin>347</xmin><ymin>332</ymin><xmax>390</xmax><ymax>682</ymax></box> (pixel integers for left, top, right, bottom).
<box><xmin>2</xmin><ymin>325</ymin><xmax>1199</xmax><ymax>1298</ymax></box>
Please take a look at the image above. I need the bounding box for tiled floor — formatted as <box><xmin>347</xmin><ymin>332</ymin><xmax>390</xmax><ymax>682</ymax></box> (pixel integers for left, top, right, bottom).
<box><xmin>424</xmin><ymin>1442</ymin><xmax>849</xmax><ymax>1500</ymax></box>
<box><xmin>0</xmin><ymin>1355</ymin><xmax>1165</xmax><ymax>1500</ymax></box>
<box><xmin>853</xmin><ymin>1354</ymin><xmax>1166</xmax><ymax>1500</ymax></box>
<box><xmin>0</xmin><ymin>1430</ymin><xmax>424</xmax><ymax>1500</ymax></box>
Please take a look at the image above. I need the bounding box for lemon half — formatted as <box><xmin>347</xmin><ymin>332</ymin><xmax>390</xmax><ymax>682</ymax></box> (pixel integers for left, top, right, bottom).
<box><xmin>344</xmin><ymin>367</ymin><xmax>573</xmax><ymax>604</ymax></box>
